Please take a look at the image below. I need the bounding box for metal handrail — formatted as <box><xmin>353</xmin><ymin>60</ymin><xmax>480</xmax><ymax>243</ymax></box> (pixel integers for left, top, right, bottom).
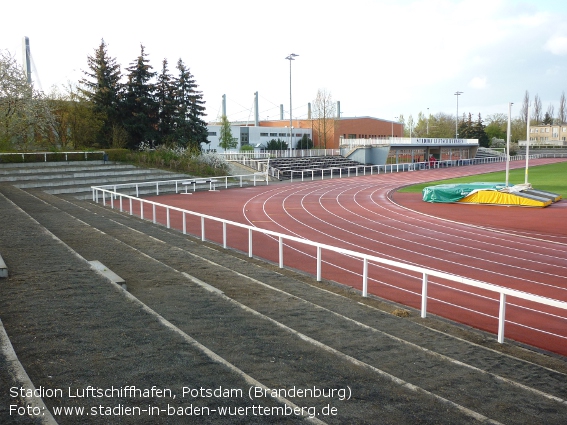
<box><xmin>92</xmin><ymin>183</ymin><xmax>567</xmax><ymax>346</ymax></box>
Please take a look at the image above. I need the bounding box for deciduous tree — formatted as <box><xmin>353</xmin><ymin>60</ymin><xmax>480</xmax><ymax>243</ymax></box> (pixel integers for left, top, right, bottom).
<box><xmin>0</xmin><ymin>50</ymin><xmax>54</xmax><ymax>150</ymax></box>
<box><xmin>218</xmin><ymin>115</ymin><xmax>238</xmax><ymax>151</ymax></box>
<box><xmin>559</xmin><ymin>92</ymin><xmax>567</xmax><ymax>124</ymax></box>
<box><xmin>312</xmin><ymin>89</ymin><xmax>336</xmax><ymax>149</ymax></box>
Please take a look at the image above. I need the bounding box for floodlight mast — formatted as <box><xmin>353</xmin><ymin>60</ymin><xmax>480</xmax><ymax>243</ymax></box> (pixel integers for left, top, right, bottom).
<box><xmin>286</xmin><ymin>53</ymin><xmax>298</xmax><ymax>157</ymax></box>
<box><xmin>454</xmin><ymin>91</ymin><xmax>463</xmax><ymax>138</ymax></box>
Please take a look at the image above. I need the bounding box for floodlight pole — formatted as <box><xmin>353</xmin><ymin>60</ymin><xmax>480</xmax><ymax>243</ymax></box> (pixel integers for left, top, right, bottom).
<box><xmin>525</xmin><ymin>104</ymin><xmax>530</xmax><ymax>185</ymax></box>
<box><xmin>286</xmin><ymin>53</ymin><xmax>298</xmax><ymax>157</ymax></box>
<box><xmin>505</xmin><ymin>102</ymin><xmax>513</xmax><ymax>187</ymax></box>
<box><xmin>454</xmin><ymin>91</ymin><xmax>463</xmax><ymax>139</ymax></box>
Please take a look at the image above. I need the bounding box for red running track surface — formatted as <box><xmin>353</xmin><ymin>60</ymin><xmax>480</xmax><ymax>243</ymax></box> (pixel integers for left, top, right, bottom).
<box><xmin>137</xmin><ymin>158</ymin><xmax>567</xmax><ymax>357</ymax></box>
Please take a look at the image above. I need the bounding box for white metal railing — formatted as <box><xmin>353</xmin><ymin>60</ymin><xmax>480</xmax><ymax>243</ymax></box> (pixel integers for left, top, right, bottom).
<box><xmin>268</xmin><ymin>154</ymin><xmax>541</xmax><ymax>181</ymax></box>
<box><xmin>0</xmin><ymin>151</ymin><xmax>106</xmax><ymax>162</ymax></box>
<box><xmin>91</xmin><ymin>183</ymin><xmax>567</xmax><ymax>346</ymax></box>
<box><xmin>93</xmin><ymin>172</ymin><xmax>269</xmax><ymax>198</ymax></box>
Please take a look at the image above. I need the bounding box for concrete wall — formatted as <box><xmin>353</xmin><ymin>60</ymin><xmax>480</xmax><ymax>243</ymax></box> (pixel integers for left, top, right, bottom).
<box><xmin>341</xmin><ymin>146</ymin><xmax>390</xmax><ymax>165</ymax></box>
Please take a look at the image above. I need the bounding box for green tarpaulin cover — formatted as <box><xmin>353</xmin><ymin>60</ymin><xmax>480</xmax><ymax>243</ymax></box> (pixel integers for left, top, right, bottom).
<box><xmin>422</xmin><ymin>182</ymin><xmax>507</xmax><ymax>203</ymax></box>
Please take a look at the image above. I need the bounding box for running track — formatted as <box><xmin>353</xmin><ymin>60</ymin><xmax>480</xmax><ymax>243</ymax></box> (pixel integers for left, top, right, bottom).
<box><xmin>141</xmin><ymin>158</ymin><xmax>567</xmax><ymax>356</ymax></box>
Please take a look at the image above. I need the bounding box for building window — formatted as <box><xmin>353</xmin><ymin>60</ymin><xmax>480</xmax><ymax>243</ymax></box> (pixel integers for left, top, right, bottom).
<box><xmin>208</xmin><ymin>131</ymin><xmax>217</xmax><ymax>136</ymax></box>
<box><xmin>279</xmin><ymin>133</ymin><xmax>287</xmax><ymax>137</ymax></box>
<box><xmin>270</xmin><ymin>133</ymin><xmax>278</xmax><ymax>137</ymax></box>
<box><xmin>260</xmin><ymin>132</ymin><xmax>269</xmax><ymax>137</ymax></box>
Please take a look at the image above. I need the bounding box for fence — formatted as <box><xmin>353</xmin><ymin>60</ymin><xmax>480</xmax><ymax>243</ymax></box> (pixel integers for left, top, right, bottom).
<box><xmin>268</xmin><ymin>154</ymin><xmax>540</xmax><ymax>181</ymax></box>
<box><xmin>91</xmin><ymin>164</ymin><xmax>567</xmax><ymax>346</ymax></box>
<box><xmin>93</xmin><ymin>172</ymin><xmax>269</xmax><ymax>198</ymax></box>
<box><xmin>0</xmin><ymin>151</ymin><xmax>105</xmax><ymax>162</ymax></box>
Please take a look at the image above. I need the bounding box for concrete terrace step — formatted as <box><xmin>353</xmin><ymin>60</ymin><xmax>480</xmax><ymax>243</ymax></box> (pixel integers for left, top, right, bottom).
<box><xmin>0</xmin><ymin>160</ymin><xmax>192</xmax><ymax>198</ymax></box>
<box><xmin>0</xmin><ymin>186</ymin><xmax>292</xmax><ymax>425</ymax></box>
<box><xmin>0</xmin><ymin>161</ymin><xmax>135</xmax><ymax>174</ymax></box>
<box><xmin>11</xmin><ymin>172</ymin><xmax>190</xmax><ymax>189</ymax></box>
<box><xmin>2</xmin><ymin>185</ymin><xmax>567</xmax><ymax>424</ymax></box>
<box><xmin>0</xmin><ymin>167</ymin><xmax>166</xmax><ymax>182</ymax></box>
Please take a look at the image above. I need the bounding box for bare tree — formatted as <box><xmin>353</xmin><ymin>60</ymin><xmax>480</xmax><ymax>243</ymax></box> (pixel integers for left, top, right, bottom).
<box><xmin>559</xmin><ymin>91</ymin><xmax>567</xmax><ymax>124</ymax></box>
<box><xmin>519</xmin><ymin>90</ymin><xmax>530</xmax><ymax>123</ymax></box>
<box><xmin>532</xmin><ymin>94</ymin><xmax>542</xmax><ymax>124</ymax></box>
<box><xmin>312</xmin><ymin>89</ymin><xmax>336</xmax><ymax>149</ymax></box>
<box><xmin>0</xmin><ymin>50</ymin><xmax>54</xmax><ymax>150</ymax></box>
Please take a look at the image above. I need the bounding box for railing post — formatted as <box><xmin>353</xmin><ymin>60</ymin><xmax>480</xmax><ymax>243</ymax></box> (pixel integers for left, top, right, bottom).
<box><xmin>316</xmin><ymin>246</ymin><xmax>322</xmax><ymax>281</ymax></box>
<box><xmin>152</xmin><ymin>204</ymin><xmax>156</xmax><ymax>224</ymax></box>
<box><xmin>166</xmin><ymin>208</ymin><xmax>170</xmax><ymax>229</ymax></box>
<box><xmin>119</xmin><ymin>196</ymin><xmax>123</xmax><ymax>212</ymax></box>
<box><xmin>136</xmin><ymin>184</ymin><xmax>139</xmax><ymax>198</ymax></box>
<box><xmin>498</xmin><ymin>292</ymin><xmax>506</xmax><ymax>343</ymax></box>
<box><xmin>248</xmin><ymin>229</ymin><xmax>253</xmax><ymax>257</ymax></box>
<box><xmin>362</xmin><ymin>258</ymin><xmax>368</xmax><ymax>297</ymax></box>
<box><xmin>129</xmin><ymin>198</ymin><xmax>132</xmax><ymax>216</ymax></box>
<box><xmin>156</xmin><ymin>182</ymin><xmax>159</xmax><ymax>196</ymax></box>
<box><xmin>201</xmin><ymin>217</ymin><xmax>205</xmax><ymax>241</ymax></box>
<box><xmin>223</xmin><ymin>222</ymin><xmax>227</xmax><ymax>248</ymax></box>
<box><xmin>421</xmin><ymin>273</ymin><xmax>428</xmax><ymax>318</ymax></box>
<box><xmin>279</xmin><ymin>236</ymin><xmax>283</xmax><ymax>268</ymax></box>
<box><xmin>140</xmin><ymin>200</ymin><xmax>144</xmax><ymax>220</ymax></box>
<box><xmin>182</xmin><ymin>212</ymin><xmax>186</xmax><ymax>234</ymax></box>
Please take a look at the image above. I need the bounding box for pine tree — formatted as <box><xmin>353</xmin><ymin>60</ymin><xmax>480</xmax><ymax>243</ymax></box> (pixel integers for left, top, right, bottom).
<box><xmin>79</xmin><ymin>39</ymin><xmax>122</xmax><ymax>148</ymax></box>
<box><xmin>174</xmin><ymin>59</ymin><xmax>208</xmax><ymax>150</ymax></box>
<box><xmin>123</xmin><ymin>45</ymin><xmax>157</xmax><ymax>148</ymax></box>
<box><xmin>473</xmin><ymin>113</ymin><xmax>489</xmax><ymax>147</ymax></box>
<box><xmin>155</xmin><ymin>59</ymin><xmax>177</xmax><ymax>144</ymax></box>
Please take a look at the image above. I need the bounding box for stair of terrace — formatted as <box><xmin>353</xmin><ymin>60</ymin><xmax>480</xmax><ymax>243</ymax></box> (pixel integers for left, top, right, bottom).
<box><xmin>1</xmin><ymin>183</ymin><xmax>567</xmax><ymax>424</ymax></box>
<box><xmin>0</xmin><ymin>160</ymin><xmax>191</xmax><ymax>199</ymax></box>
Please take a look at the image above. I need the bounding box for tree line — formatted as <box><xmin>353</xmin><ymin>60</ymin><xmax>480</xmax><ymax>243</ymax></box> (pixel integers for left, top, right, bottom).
<box><xmin>400</xmin><ymin>89</ymin><xmax>567</xmax><ymax>150</ymax></box>
<box><xmin>0</xmin><ymin>41</ymin><xmax>208</xmax><ymax>151</ymax></box>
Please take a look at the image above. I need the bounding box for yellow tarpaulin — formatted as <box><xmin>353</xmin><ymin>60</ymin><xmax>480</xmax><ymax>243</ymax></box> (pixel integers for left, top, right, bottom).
<box><xmin>458</xmin><ymin>190</ymin><xmax>551</xmax><ymax>207</ymax></box>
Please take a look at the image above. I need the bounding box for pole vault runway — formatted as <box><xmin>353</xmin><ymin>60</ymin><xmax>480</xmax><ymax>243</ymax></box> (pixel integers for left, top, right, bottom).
<box><xmin>145</xmin><ymin>158</ymin><xmax>567</xmax><ymax>356</ymax></box>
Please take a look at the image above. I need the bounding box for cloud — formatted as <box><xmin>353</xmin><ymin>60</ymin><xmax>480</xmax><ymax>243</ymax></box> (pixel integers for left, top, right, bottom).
<box><xmin>469</xmin><ymin>77</ymin><xmax>488</xmax><ymax>89</ymax></box>
<box><xmin>544</xmin><ymin>35</ymin><xmax>567</xmax><ymax>55</ymax></box>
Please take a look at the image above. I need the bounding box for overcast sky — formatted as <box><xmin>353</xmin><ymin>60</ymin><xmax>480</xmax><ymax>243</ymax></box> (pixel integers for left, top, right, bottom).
<box><xmin>3</xmin><ymin>0</ymin><xmax>567</xmax><ymax>124</ymax></box>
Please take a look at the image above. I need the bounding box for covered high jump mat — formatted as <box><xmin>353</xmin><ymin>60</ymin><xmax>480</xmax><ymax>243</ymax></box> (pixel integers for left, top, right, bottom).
<box><xmin>422</xmin><ymin>182</ymin><xmax>562</xmax><ymax>207</ymax></box>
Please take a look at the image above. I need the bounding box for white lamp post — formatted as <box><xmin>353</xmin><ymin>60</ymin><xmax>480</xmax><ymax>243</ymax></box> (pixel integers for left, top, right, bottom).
<box><xmin>525</xmin><ymin>104</ymin><xmax>531</xmax><ymax>184</ymax></box>
<box><xmin>505</xmin><ymin>102</ymin><xmax>513</xmax><ymax>187</ymax></box>
<box><xmin>286</xmin><ymin>53</ymin><xmax>298</xmax><ymax>157</ymax></box>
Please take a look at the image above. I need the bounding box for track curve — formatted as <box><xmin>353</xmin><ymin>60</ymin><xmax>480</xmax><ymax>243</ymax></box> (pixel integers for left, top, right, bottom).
<box><xmin>151</xmin><ymin>158</ymin><xmax>567</xmax><ymax>356</ymax></box>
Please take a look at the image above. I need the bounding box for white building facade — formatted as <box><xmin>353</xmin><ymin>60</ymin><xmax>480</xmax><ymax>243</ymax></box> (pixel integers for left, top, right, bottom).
<box><xmin>205</xmin><ymin>124</ymin><xmax>313</xmax><ymax>152</ymax></box>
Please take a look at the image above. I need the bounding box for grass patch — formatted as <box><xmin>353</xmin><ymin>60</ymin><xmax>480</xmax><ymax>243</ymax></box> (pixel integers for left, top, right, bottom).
<box><xmin>398</xmin><ymin>162</ymin><xmax>567</xmax><ymax>197</ymax></box>
<box><xmin>391</xmin><ymin>309</ymin><xmax>411</xmax><ymax>318</ymax></box>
